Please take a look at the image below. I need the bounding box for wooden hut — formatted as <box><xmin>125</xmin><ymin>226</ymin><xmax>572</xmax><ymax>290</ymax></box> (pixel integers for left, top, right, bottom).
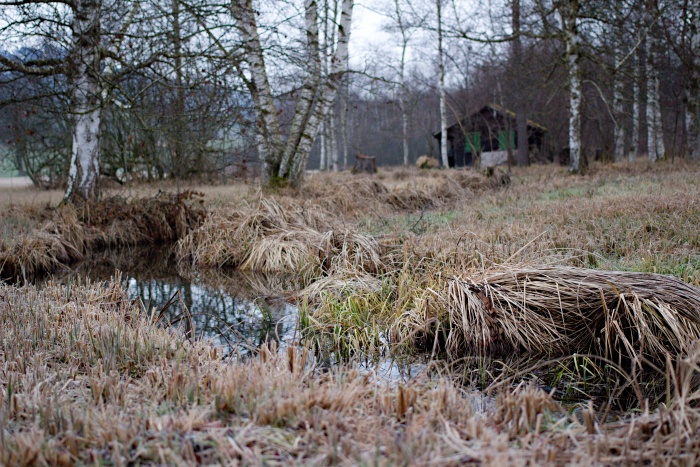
<box><xmin>433</xmin><ymin>103</ymin><xmax>548</xmax><ymax>168</ymax></box>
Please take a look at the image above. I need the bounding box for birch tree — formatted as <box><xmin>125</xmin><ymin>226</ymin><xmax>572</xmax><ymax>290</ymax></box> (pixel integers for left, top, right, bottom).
<box><xmin>512</xmin><ymin>0</ymin><xmax>529</xmax><ymax>166</ymax></box>
<box><xmin>612</xmin><ymin>2</ymin><xmax>627</xmax><ymax>163</ymax></box>
<box><xmin>685</xmin><ymin>0</ymin><xmax>700</xmax><ymax>159</ymax></box>
<box><xmin>630</xmin><ymin>32</ymin><xmax>641</xmax><ymax>162</ymax></box>
<box><xmin>645</xmin><ymin>0</ymin><xmax>665</xmax><ymax>162</ymax></box>
<box><xmin>559</xmin><ymin>0</ymin><xmax>583</xmax><ymax>173</ymax></box>
<box><xmin>0</xmin><ymin>0</ymin><xmax>104</xmax><ymax>202</ymax></box>
<box><xmin>231</xmin><ymin>0</ymin><xmax>353</xmax><ymax>187</ymax></box>
<box><xmin>393</xmin><ymin>0</ymin><xmax>413</xmax><ymax>166</ymax></box>
<box><xmin>437</xmin><ymin>0</ymin><xmax>448</xmax><ymax>168</ymax></box>
<box><xmin>0</xmin><ymin>0</ymin><xmax>153</xmax><ymax>202</ymax></box>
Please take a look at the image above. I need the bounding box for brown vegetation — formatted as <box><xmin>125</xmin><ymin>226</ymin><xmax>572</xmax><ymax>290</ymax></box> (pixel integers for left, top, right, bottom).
<box><xmin>0</xmin><ymin>191</ymin><xmax>206</xmax><ymax>280</ymax></box>
<box><xmin>3</xmin><ymin>280</ymin><xmax>700</xmax><ymax>465</ymax></box>
<box><xmin>3</xmin><ymin>162</ymin><xmax>700</xmax><ymax>463</ymax></box>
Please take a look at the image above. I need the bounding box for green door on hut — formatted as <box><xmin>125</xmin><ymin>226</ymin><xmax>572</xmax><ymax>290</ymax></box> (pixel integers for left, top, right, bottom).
<box><xmin>464</xmin><ymin>132</ymin><xmax>481</xmax><ymax>166</ymax></box>
<box><xmin>465</xmin><ymin>132</ymin><xmax>481</xmax><ymax>153</ymax></box>
<box><xmin>498</xmin><ymin>130</ymin><xmax>515</xmax><ymax>151</ymax></box>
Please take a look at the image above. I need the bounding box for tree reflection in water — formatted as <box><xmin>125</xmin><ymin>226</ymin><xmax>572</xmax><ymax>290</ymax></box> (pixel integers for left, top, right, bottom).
<box><xmin>43</xmin><ymin>245</ymin><xmax>299</xmax><ymax>357</ymax></box>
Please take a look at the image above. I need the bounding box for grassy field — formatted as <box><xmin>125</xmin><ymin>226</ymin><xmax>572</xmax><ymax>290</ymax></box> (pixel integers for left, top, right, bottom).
<box><xmin>2</xmin><ymin>160</ymin><xmax>700</xmax><ymax>464</ymax></box>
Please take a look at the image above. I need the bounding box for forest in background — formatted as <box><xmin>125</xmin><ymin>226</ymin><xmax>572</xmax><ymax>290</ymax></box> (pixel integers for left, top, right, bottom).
<box><xmin>1</xmin><ymin>0</ymin><xmax>698</xmax><ymax>198</ymax></box>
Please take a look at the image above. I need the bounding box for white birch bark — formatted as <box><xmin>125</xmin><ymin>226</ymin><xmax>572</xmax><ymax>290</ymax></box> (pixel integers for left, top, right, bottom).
<box><xmin>646</xmin><ymin>7</ymin><xmax>665</xmax><ymax>163</ymax></box>
<box><xmin>687</xmin><ymin>1</ymin><xmax>700</xmax><ymax>160</ymax></box>
<box><xmin>285</xmin><ymin>0</ymin><xmax>353</xmax><ymax>184</ymax></box>
<box><xmin>395</xmin><ymin>0</ymin><xmax>410</xmax><ymax>166</ymax></box>
<box><xmin>232</xmin><ymin>0</ymin><xmax>284</xmax><ymax>180</ymax></box>
<box><xmin>326</xmin><ymin>0</ymin><xmax>339</xmax><ymax>172</ymax></box>
<box><xmin>341</xmin><ymin>76</ymin><xmax>349</xmax><ymax>169</ymax></box>
<box><xmin>613</xmin><ymin>46</ymin><xmax>626</xmax><ymax>162</ymax></box>
<box><xmin>64</xmin><ymin>0</ymin><xmax>103</xmax><ymax>202</ymax></box>
<box><xmin>630</xmin><ymin>48</ymin><xmax>640</xmax><ymax>162</ymax></box>
<box><xmin>329</xmin><ymin>106</ymin><xmax>339</xmax><ymax>171</ymax></box>
<box><xmin>513</xmin><ymin>0</ymin><xmax>528</xmax><ymax>167</ymax></box>
<box><xmin>562</xmin><ymin>0</ymin><xmax>582</xmax><ymax>173</ymax></box>
<box><xmin>612</xmin><ymin>9</ymin><xmax>626</xmax><ymax>163</ymax></box>
<box><xmin>278</xmin><ymin>0</ymin><xmax>322</xmax><ymax>176</ymax></box>
<box><xmin>437</xmin><ymin>0</ymin><xmax>448</xmax><ymax>168</ymax></box>
<box><xmin>233</xmin><ymin>0</ymin><xmax>352</xmax><ymax>185</ymax></box>
<box><xmin>319</xmin><ymin>124</ymin><xmax>326</xmax><ymax>170</ymax></box>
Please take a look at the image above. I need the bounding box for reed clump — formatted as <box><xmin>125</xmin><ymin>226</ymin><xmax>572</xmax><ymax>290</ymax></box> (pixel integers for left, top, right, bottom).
<box><xmin>177</xmin><ymin>198</ymin><xmax>385</xmax><ymax>280</ymax></box>
<box><xmin>0</xmin><ymin>191</ymin><xmax>206</xmax><ymax>280</ymax></box>
<box><xmin>443</xmin><ymin>266</ymin><xmax>700</xmax><ymax>369</ymax></box>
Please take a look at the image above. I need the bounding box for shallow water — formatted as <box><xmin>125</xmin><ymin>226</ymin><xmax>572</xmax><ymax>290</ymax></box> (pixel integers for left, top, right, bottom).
<box><xmin>35</xmin><ymin>245</ymin><xmax>429</xmax><ymax>382</ymax></box>
<box><xmin>37</xmin><ymin>245</ymin><xmax>298</xmax><ymax>358</ymax></box>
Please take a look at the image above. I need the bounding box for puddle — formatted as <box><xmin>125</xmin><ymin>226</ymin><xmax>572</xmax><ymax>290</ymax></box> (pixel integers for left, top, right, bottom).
<box><xmin>34</xmin><ymin>245</ymin><xmax>430</xmax><ymax>382</ymax></box>
<box><xmin>37</xmin><ymin>245</ymin><xmax>299</xmax><ymax>358</ymax></box>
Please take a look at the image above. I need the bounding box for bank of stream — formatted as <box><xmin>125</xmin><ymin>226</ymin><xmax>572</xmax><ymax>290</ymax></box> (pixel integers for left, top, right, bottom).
<box><xmin>30</xmin><ymin>243</ymin><xmax>430</xmax><ymax>383</ymax></box>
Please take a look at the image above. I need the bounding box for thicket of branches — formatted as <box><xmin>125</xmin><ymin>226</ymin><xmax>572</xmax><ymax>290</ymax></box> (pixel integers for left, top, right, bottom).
<box><xmin>0</xmin><ymin>0</ymin><xmax>698</xmax><ymax>200</ymax></box>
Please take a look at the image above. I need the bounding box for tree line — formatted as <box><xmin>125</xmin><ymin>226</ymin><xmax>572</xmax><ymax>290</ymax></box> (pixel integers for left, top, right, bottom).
<box><xmin>1</xmin><ymin>0</ymin><xmax>698</xmax><ymax>202</ymax></box>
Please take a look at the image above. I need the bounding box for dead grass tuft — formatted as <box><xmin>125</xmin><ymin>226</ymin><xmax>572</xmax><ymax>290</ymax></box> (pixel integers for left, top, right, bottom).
<box><xmin>495</xmin><ymin>384</ymin><xmax>561</xmax><ymax>436</ymax></box>
<box><xmin>177</xmin><ymin>197</ymin><xmax>385</xmax><ymax>278</ymax></box>
<box><xmin>445</xmin><ymin>266</ymin><xmax>700</xmax><ymax>368</ymax></box>
<box><xmin>0</xmin><ymin>191</ymin><xmax>205</xmax><ymax>280</ymax></box>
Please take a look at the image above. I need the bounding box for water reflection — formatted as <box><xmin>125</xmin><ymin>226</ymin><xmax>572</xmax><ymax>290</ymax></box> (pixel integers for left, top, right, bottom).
<box><xmin>44</xmin><ymin>245</ymin><xmax>299</xmax><ymax>358</ymax></box>
<box><xmin>126</xmin><ymin>276</ymin><xmax>298</xmax><ymax>357</ymax></box>
<box><xmin>40</xmin><ymin>245</ymin><xmax>434</xmax><ymax>383</ymax></box>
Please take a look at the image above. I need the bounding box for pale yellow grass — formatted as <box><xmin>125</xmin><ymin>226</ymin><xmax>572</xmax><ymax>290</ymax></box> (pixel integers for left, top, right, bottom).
<box><xmin>0</xmin><ymin>179</ymin><xmax>253</xmax><ymax>210</ymax></box>
<box><xmin>3</xmin><ymin>280</ymin><xmax>700</xmax><ymax>465</ymax></box>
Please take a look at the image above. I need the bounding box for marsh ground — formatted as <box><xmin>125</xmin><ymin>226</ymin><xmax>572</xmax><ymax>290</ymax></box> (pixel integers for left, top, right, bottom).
<box><xmin>2</xmin><ymin>161</ymin><xmax>700</xmax><ymax>465</ymax></box>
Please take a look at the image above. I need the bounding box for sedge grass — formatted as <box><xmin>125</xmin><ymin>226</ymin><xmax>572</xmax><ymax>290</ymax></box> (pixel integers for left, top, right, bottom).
<box><xmin>4</xmin><ymin>280</ymin><xmax>700</xmax><ymax>464</ymax></box>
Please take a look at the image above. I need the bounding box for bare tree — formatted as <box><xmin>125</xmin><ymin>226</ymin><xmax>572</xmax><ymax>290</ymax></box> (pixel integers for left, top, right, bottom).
<box><xmin>512</xmin><ymin>0</ymin><xmax>529</xmax><ymax>166</ymax></box>
<box><xmin>645</xmin><ymin>0</ymin><xmax>665</xmax><ymax>162</ymax></box>
<box><xmin>231</xmin><ymin>0</ymin><xmax>353</xmax><ymax>187</ymax></box>
<box><xmin>437</xmin><ymin>0</ymin><xmax>448</xmax><ymax>168</ymax></box>
<box><xmin>612</xmin><ymin>1</ymin><xmax>627</xmax><ymax>163</ymax></box>
<box><xmin>559</xmin><ymin>0</ymin><xmax>583</xmax><ymax>172</ymax></box>
<box><xmin>0</xmin><ymin>0</ymin><xmax>157</xmax><ymax>202</ymax></box>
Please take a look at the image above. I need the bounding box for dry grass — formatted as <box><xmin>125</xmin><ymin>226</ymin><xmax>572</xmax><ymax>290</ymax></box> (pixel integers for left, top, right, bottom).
<box><xmin>4</xmin><ymin>280</ymin><xmax>700</xmax><ymax>464</ymax></box>
<box><xmin>0</xmin><ymin>191</ymin><xmax>206</xmax><ymax>280</ymax></box>
<box><xmin>176</xmin><ymin>197</ymin><xmax>385</xmax><ymax>281</ymax></box>
<box><xmin>443</xmin><ymin>267</ymin><xmax>700</xmax><ymax>368</ymax></box>
<box><xmin>5</xmin><ymin>161</ymin><xmax>700</xmax><ymax>462</ymax></box>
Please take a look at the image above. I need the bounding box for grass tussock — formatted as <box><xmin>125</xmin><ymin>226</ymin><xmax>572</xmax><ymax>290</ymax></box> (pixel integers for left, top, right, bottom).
<box><xmin>0</xmin><ymin>191</ymin><xmax>205</xmax><ymax>280</ymax></box>
<box><xmin>443</xmin><ymin>267</ymin><xmax>700</xmax><ymax>369</ymax></box>
<box><xmin>5</xmin><ymin>280</ymin><xmax>700</xmax><ymax>464</ymax></box>
<box><xmin>177</xmin><ymin>198</ymin><xmax>385</xmax><ymax>280</ymax></box>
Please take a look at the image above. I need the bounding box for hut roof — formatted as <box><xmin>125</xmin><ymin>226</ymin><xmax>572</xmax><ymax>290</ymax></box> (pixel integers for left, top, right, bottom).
<box><xmin>434</xmin><ymin>103</ymin><xmax>548</xmax><ymax>138</ymax></box>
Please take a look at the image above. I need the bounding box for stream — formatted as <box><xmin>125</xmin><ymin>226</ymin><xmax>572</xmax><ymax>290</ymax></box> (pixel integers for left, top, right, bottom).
<box><xmin>34</xmin><ymin>244</ymin><xmax>429</xmax><ymax>383</ymax></box>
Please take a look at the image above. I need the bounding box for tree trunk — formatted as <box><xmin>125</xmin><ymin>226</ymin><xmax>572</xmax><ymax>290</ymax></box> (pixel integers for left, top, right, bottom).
<box><xmin>613</xmin><ymin>47</ymin><xmax>626</xmax><ymax>162</ymax></box>
<box><xmin>646</xmin><ymin>2</ymin><xmax>665</xmax><ymax>162</ymax></box>
<box><xmin>64</xmin><ymin>0</ymin><xmax>103</xmax><ymax>203</ymax></box>
<box><xmin>437</xmin><ymin>0</ymin><xmax>448</xmax><ymax>168</ymax></box>
<box><xmin>395</xmin><ymin>0</ymin><xmax>410</xmax><ymax>166</ymax></box>
<box><xmin>687</xmin><ymin>1</ymin><xmax>700</xmax><ymax>160</ymax></box>
<box><xmin>285</xmin><ymin>0</ymin><xmax>353</xmax><ymax>186</ymax></box>
<box><xmin>630</xmin><ymin>45</ymin><xmax>640</xmax><ymax>162</ymax></box>
<box><xmin>341</xmin><ymin>75</ymin><xmax>349</xmax><ymax>169</ymax></box>
<box><xmin>330</xmin><ymin>107</ymin><xmax>339</xmax><ymax>171</ymax></box>
<box><xmin>171</xmin><ymin>0</ymin><xmax>186</xmax><ymax>177</ymax></box>
<box><xmin>513</xmin><ymin>0</ymin><xmax>528</xmax><ymax>166</ymax></box>
<box><xmin>319</xmin><ymin>124</ymin><xmax>326</xmax><ymax>170</ymax></box>
<box><xmin>562</xmin><ymin>0</ymin><xmax>583</xmax><ymax>173</ymax></box>
<box><xmin>231</xmin><ymin>0</ymin><xmax>285</xmax><ymax>182</ymax></box>
<box><xmin>234</xmin><ymin>0</ymin><xmax>352</xmax><ymax>187</ymax></box>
